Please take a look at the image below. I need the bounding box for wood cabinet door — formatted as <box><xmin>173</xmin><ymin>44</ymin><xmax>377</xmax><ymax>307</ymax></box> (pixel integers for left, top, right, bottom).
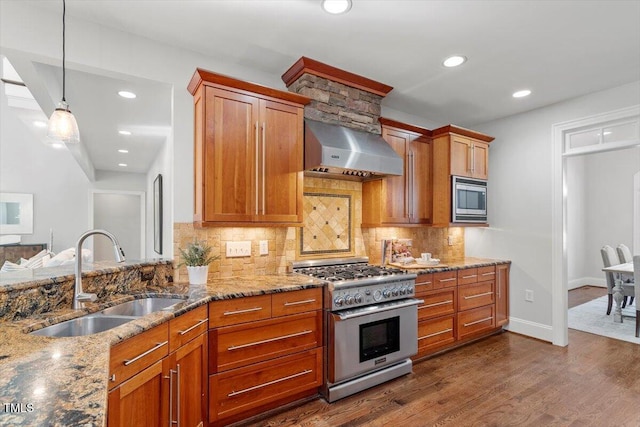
<box><xmin>257</xmin><ymin>99</ymin><xmax>303</xmax><ymax>223</ymax></box>
<box><xmin>107</xmin><ymin>359</ymin><xmax>169</xmax><ymax>427</ymax></box>
<box><xmin>408</xmin><ymin>137</ymin><xmax>432</xmax><ymax>224</ymax></box>
<box><xmin>450</xmin><ymin>135</ymin><xmax>472</xmax><ymax>177</ymax></box>
<box><xmin>380</xmin><ymin>127</ymin><xmax>409</xmax><ymax>223</ymax></box>
<box><xmin>204</xmin><ymin>87</ymin><xmax>259</xmax><ymax>222</ymax></box>
<box><xmin>472</xmin><ymin>141</ymin><xmax>489</xmax><ymax>179</ymax></box>
<box><xmin>172</xmin><ymin>333</ymin><xmax>208</xmax><ymax>427</ymax></box>
<box><xmin>496</xmin><ymin>263</ymin><xmax>510</xmax><ymax>326</ymax></box>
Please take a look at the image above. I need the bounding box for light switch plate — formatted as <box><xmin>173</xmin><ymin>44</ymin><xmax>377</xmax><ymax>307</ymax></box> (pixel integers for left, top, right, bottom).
<box><xmin>226</xmin><ymin>241</ymin><xmax>251</xmax><ymax>257</ymax></box>
<box><xmin>259</xmin><ymin>240</ymin><xmax>269</xmax><ymax>255</ymax></box>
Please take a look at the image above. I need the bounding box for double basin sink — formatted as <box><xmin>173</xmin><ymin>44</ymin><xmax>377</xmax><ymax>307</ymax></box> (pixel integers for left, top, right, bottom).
<box><xmin>30</xmin><ymin>297</ymin><xmax>186</xmax><ymax>338</ymax></box>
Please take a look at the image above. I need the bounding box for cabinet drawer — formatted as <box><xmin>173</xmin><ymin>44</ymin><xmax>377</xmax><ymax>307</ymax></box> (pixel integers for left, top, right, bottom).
<box><xmin>458</xmin><ymin>268</ymin><xmax>479</xmax><ymax>285</ymax></box>
<box><xmin>457</xmin><ymin>305</ymin><xmax>495</xmax><ymax>340</ymax></box>
<box><xmin>109</xmin><ymin>323</ymin><xmax>169</xmax><ymax>389</ymax></box>
<box><xmin>272</xmin><ymin>288</ymin><xmax>322</xmax><ymax>317</ymax></box>
<box><xmin>458</xmin><ymin>281</ymin><xmax>495</xmax><ymax>311</ymax></box>
<box><xmin>209</xmin><ymin>294</ymin><xmax>272</xmax><ymax>328</ymax></box>
<box><xmin>417</xmin><ymin>315</ymin><xmax>456</xmax><ymax>354</ymax></box>
<box><xmin>415</xmin><ymin>273</ymin><xmax>434</xmax><ymax>294</ymax></box>
<box><xmin>209</xmin><ymin>347</ymin><xmax>322</xmax><ymax>424</ymax></box>
<box><xmin>418</xmin><ymin>289</ymin><xmax>456</xmax><ymax>320</ymax></box>
<box><xmin>169</xmin><ymin>304</ymin><xmax>208</xmax><ymax>352</ymax></box>
<box><xmin>478</xmin><ymin>265</ymin><xmax>496</xmax><ymax>281</ymax></box>
<box><xmin>433</xmin><ymin>270</ymin><xmax>457</xmax><ymax>289</ymax></box>
<box><xmin>212</xmin><ymin>311</ymin><xmax>322</xmax><ymax>372</ymax></box>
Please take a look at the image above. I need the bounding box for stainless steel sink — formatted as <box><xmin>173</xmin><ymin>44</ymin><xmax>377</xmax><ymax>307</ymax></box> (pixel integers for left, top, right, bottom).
<box><xmin>99</xmin><ymin>297</ymin><xmax>186</xmax><ymax>317</ymax></box>
<box><xmin>30</xmin><ymin>315</ymin><xmax>137</xmax><ymax>337</ymax></box>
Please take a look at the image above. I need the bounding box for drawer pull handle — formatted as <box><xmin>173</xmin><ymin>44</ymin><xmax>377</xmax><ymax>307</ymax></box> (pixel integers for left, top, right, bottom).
<box><xmin>418</xmin><ymin>281</ymin><xmax>433</xmax><ymax>286</ymax></box>
<box><xmin>419</xmin><ymin>328</ymin><xmax>453</xmax><ymax>340</ymax></box>
<box><xmin>284</xmin><ymin>298</ymin><xmax>316</xmax><ymax>307</ymax></box>
<box><xmin>124</xmin><ymin>341</ymin><xmax>168</xmax><ymax>366</ymax></box>
<box><xmin>463</xmin><ymin>316</ymin><xmax>493</xmax><ymax>327</ymax></box>
<box><xmin>438</xmin><ymin>278</ymin><xmax>456</xmax><ymax>283</ymax></box>
<box><xmin>227</xmin><ymin>369</ymin><xmax>312</xmax><ymax>397</ymax></box>
<box><xmin>223</xmin><ymin>307</ymin><xmax>263</xmax><ymax>316</ymax></box>
<box><xmin>463</xmin><ymin>291</ymin><xmax>494</xmax><ymax>300</ymax></box>
<box><xmin>462</xmin><ymin>274</ymin><xmax>477</xmax><ymax>279</ymax></box>
<box><xmin>179</xmin><ymin>318</ymin><xmax>208</xmax><ymax>336</ymax></box>
<box><xmin>481</xmin><ymin>272</ymin><xmax>496</xmax><ymax>276</ymax></box>
<box><xmin>228</xmin><ymin>330</ymin><xmax>313</xmax><ymax>351</ymax></box>
<box><xmin>420</xmin><ymin>300</ymin><xmax>453</xmax><ymax>309</ymax></box>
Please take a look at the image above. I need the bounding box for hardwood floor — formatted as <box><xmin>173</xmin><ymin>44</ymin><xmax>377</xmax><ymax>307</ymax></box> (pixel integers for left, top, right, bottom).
<box><xmin>237</xmin><ymin>287</ymin><xmax>639</xmax><ymax>427</ymax></box>
<box><xmin>568</xmin><ymin>285</ymin><xmax>607</xmax><ymax>309</ymax></box>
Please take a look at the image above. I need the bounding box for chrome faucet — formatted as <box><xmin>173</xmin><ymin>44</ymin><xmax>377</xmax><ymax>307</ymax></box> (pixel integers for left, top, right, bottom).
<box><xmin>73</xmin><ymin>229</ymin><xmax>126</xmax><ymax>309</ymax></box>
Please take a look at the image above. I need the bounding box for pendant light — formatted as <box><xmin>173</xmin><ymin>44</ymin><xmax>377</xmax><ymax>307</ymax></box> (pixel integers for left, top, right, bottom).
<box><xmin>47</xmin><ymin>0</ymin><xmax>80</xmax><ymax>145</ymax></box>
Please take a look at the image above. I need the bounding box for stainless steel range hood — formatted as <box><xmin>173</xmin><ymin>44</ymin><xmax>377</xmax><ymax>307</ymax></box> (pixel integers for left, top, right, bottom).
<box><xmin>304</xmin><ymin>119</ymin><xmax>403</xmax><ymax>180</ymax></box>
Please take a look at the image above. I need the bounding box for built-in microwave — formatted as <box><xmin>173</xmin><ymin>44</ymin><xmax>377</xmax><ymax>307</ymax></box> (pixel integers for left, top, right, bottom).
<box><xmin>452</xmin><ymin>176</ymin><xmax>487</xmax><ymax>223</ymax></box>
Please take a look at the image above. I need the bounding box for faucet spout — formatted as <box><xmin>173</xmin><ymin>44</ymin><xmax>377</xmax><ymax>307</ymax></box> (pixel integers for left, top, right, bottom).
<box><xmin>73</xmin><ymin>229</ymin><xmax>126</xmax><ymax>310</ymax></box>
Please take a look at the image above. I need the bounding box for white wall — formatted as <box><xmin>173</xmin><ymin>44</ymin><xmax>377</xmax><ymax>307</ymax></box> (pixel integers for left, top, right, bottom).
<box><xmin>0</xmin><ymin>80</ymin><xmax>89</xmax><ymax>252</ymax></box>
<box><xmin>465</xmin><ymin>81</ymin><xmax>640</xmax><ymax>342</ymax></box>
<box><xmin>566</xmin><ymin>155</ymin><xmax>588</xmax><ymax>288</ymax></box>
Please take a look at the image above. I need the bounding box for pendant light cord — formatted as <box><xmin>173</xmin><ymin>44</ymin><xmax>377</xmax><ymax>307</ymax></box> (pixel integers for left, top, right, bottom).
<box><xmin>62</xmin><ymin>0</ymin><xmax>66</xmax><ymax>103</ymax></box>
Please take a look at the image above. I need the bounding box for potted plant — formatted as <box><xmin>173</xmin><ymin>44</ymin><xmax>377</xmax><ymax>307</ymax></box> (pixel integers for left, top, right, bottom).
<box><xmin>178</xmin><ymin>240</ymin><xmax>219</xmax><ymax>285</ymax></box>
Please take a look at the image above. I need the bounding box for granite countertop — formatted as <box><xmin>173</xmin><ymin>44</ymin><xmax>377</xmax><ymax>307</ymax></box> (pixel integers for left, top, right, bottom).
<box><xmin>0</xmin><ymin>273</ymin><xmax>325</xmax><ymax>427</ymax></box>
<box><xmin>398</xmin><ymin>257</ymin><xmax>511</xmax><ymax>274</ymax></box>
<box><xmin>0</xmin><ymin>257</ymin><xmax>509</xmax><ymax>426</ymax></box>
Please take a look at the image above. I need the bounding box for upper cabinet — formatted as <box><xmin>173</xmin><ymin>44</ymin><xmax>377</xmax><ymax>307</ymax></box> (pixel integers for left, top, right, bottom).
<box><xmin>362</xmin><ymin>118</ymin><xmax>432</xmax><ymax>226</ymax></box>
<box><xmin>188</xmin><ymin>68</ymin><xmax>310</xmax><ymax>226</ymax></box>
<box><xmin>432</xmin><ymin>125</ymin><xmax>494</xmax><ymax>226</ymax></box>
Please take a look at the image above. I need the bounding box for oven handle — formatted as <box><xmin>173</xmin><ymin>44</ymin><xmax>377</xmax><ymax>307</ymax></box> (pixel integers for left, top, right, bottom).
<box><xmin>332</xmin><ymin>298</ymin><xmax>423</xmax><ymax>321</ymax></box>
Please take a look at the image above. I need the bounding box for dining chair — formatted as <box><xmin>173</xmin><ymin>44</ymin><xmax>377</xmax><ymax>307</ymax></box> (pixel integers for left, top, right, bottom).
<box><xmin>617</xmin><ymin>244</ymin><xmax>635</xmax><ymax>306</ymax></box>
<box><xmin>601</xmin><ymin>245</ymin><xmax>634</xmax><ymax>315</ymax></box>
<box><xmin>633</xmin><ymin>255</ymin><xmax>640</xmax><ymax>337</ymax></box>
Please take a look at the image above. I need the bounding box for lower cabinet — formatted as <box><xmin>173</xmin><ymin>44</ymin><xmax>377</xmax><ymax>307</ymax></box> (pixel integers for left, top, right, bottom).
<box><xmin>208</xmin><ymin>288</ymin><xmax>323</xmax><ymax>426</ymax></box>
<box><xmin>413</xmin><ymin>263</ymin><xmax>509</xmax><ymax>360</ymax></box>
<box><xmin>107</xmin><ymin>305</ymin><xmax>209</xmax><ymax>427</ymax></box>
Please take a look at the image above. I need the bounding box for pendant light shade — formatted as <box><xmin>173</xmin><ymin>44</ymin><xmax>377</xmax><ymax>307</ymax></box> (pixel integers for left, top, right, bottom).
<box><xmin>47</xmin><ymin>0</ymin><xmax>80</xmax><ymax>145</ymax></box>
<box><xmin>48</xmin><ymin>101</ymin><xmax>79</xmax><ymax>144</ymax></box>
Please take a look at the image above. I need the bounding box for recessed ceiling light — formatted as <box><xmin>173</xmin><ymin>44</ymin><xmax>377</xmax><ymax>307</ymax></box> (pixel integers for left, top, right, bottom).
<box><xmin>603</xmin><ymin>131</ymin><xmax>612</xmax><ymax>136</ymax></box>
<box><xmin>322</xmin><ymin>0</ymin><xmax>352</xmax><ymax>14</ymax></box>
<box><xmin>118</xmin><ymin>130</ymin><xmax>132</xmax><ymax>136</ymax></box>
<box><xmin>118</xmin><ymin>163</ymin><xmax>128</xmax><ymax>167</ymax></box>
<box><xmin>51</xmin><ymin>142</ymin><xmax>64</xmax><ymax>149</ymax></box>
<box><xmin>33</xmin><ymin>121</ymin><xmax>47</xmax><ymax>128</ymax></box>
<box><xmin>118</xmin><ymin>91</ymin><xmax>136</xmax><ymax>99</ymax></box>
<box><xmin>118</xmin><ymin>149</ymin><xmax>129</xmax><ymax>153</ymax></box>
<box><xmin>443</xmin><ymin>55</ymin><xmax>467</xmax><ymax>68</ymax></box>
<box><xmin>512</xmin><ymin>89</ymin><xmax>532</xmax><ymax>98</ymax></box>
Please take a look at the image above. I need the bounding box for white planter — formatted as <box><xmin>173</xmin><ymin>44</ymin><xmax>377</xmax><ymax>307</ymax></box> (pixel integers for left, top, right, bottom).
<box><xmin>186</xmin><ymin>265</ymin><xmax>209</xmax><ymax>285</ymax></box>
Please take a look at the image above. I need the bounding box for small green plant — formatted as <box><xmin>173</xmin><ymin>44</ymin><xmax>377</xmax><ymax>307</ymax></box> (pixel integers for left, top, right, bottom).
<box><xmin>178</xmin><ymin>240</ymin><xmax>219</xmax><ymax>267</ymax></box>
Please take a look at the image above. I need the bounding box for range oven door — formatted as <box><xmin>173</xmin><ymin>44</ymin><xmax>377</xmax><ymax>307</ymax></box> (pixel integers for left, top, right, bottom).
<box><xmin>328</xmin><ymin>298</ymin><xmax>421</xmax><ymax>384</ymax></box>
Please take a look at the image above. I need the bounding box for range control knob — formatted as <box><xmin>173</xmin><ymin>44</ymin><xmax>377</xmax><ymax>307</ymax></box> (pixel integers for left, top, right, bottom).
<box><xmin>373</xmin><ymin>290</ymin><xmax>383</xmax><ymax>301</ymax></box>
<box><xmin>334</xmin><ymin>297</ymin><xmax>344</xmax><ymax>307</ymax></box>
<box><xmin>392</xmin><ymin>288</ymin><xmax>399</xmax><ymax>297</ymax></box>
<box><xmin>345</xmin><ymin>295</ymin><xmax>355</xmax><ymax>305</ymax></box>
<box><xmin>407</xmin><ymin>285</ymin><xmax>414</xmax><ymax>294</ymax></box>
<box><xmin>399</xmin><ymin>287</ymin><xmax>407</xmax><ymax>296</ymax></box>
<box><xmin>382</xmin><ymin>289</ymin><xmax>391</xmax><ymax>299</ymax></box>
<box><xmin>354</xmin><ymin>293</ymin><xmax>363</xmax><ymax>304</ymax></box>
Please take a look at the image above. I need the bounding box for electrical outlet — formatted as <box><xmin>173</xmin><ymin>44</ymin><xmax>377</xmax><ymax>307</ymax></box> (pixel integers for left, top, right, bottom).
<box><xmin>525</xmin><ymin>289</ymin><xmax>534</xmax><ymax>302</ymax></box>
<box><xmin>259</xmin><ymin>240</ymin><xmax>269</xmax><ymax>255</ymax></box>
<box><xmin>448</xmin><ymin>236</ymin><xmax>454</xmax><ymax>246</ymax></box>
<box><xmin>226</xmin><ymin>241</ymin><xmax>251</xmax><ymax>257</ymax></box>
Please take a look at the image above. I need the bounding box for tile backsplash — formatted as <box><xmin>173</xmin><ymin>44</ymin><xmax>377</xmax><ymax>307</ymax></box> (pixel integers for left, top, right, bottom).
<box><xmin>174</xmin><ymin>177</ymin><xmax>464</xmax><ymax>282</ymax></box>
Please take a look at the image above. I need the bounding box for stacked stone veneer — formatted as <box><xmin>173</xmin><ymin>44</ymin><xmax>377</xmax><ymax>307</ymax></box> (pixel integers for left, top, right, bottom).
<box><xmin>286</xmin><ymin>73</ymin><xmax>383</xmax><ymax>134</ymax></box>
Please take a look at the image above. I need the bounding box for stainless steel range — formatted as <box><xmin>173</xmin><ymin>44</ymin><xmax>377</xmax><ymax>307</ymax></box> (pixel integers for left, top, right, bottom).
<box><xmin>292</xmin><ymin>257</ymin><xmax>422</xmax><ymax>402</ymax></box>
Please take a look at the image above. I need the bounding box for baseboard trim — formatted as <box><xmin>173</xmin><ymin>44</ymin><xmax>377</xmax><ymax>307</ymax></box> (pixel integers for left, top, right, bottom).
<box><xmin>505</xmin><ymin>317</ymin><xmax>553</xmax><ymax>343</ymax></box>
<box><xmin>568</xmin><ymin>277</ymin><xmax>606</xmax><ymax>290</ymax></box>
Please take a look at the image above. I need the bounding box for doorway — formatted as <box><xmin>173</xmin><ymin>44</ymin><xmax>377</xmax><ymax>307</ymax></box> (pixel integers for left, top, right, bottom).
<box><xmin>90</xmin><ymin>191</ymin><xmax>145</xmax><ymax>261</ymax></box>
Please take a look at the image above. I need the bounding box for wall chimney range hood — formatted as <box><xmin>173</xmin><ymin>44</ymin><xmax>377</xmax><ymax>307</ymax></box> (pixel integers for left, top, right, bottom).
<box><xmin>304</xmin><ymin>119</ymin><xmax>403</xmax><ymax>180</ymax></box>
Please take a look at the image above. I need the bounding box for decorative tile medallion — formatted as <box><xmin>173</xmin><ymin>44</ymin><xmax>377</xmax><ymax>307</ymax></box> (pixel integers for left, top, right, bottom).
<box><xmin>301</xmin><ymin>192</ymin><xmax>351</xmax><ymax>255</ymax></box>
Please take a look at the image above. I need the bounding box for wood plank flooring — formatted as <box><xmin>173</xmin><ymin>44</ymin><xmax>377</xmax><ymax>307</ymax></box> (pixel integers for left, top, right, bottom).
<box><xmin>236</xmin><ymin>286</ymin><xmax>640</xmax><ymax>427</ymax></box>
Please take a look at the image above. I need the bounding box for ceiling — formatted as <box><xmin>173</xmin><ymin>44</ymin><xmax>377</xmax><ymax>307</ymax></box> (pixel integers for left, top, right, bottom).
<box><xmin>9</xmin><ymin>0</ymin><xmax>640</xmax><ymax>173</ymax></box>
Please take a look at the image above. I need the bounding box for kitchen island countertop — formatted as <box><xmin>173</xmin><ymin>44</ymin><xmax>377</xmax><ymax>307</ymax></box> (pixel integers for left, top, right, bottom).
<box><xmin>0</xmin><ymin>273</ymin><xmax>324</xmax><ymax>427</ymax></box>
